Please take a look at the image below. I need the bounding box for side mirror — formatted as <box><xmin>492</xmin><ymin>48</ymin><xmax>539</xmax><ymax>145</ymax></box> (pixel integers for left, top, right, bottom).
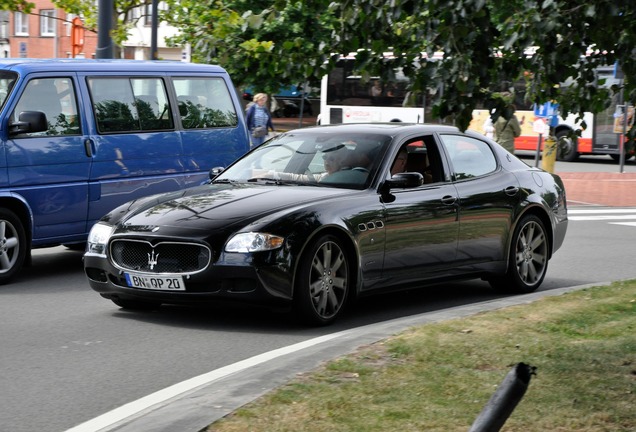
<box><xmin>9</xmin><ymin>111</ymin><xmax>48</xmax><ymax>136</ymax></box>
<box><xmin>209</xmin><ymin>166</ymin><xmax>225</xmax><ymax>180</ymax></box>
<box><xmin>382</xmin><ymin>172</ymin><xmax>424</xmax><ymax>191</ymax></box>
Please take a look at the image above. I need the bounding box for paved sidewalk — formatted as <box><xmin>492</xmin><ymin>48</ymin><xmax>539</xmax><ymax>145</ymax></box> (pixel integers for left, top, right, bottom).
<box><xmin>556</xmin><ymin>172</ymin><xmax>636</xmax><ymax>207</ymax></box>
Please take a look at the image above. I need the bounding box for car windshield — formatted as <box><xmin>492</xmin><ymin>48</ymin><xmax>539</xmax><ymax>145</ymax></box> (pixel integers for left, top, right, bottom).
<box><xmin>215</xmin><ymin>131</ymin><xmax>391</xmax><ymax>189</ymax></box>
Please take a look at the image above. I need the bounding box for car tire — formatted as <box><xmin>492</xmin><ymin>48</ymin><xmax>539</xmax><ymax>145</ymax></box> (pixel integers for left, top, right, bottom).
<box><xmin>294</xmin><ymin>235</ymin><xmax>350</xmax><ymax>326</ymax></box>
<box><xmin>0</xmin><ymin>208</ymin><xmax>27</xmax><ymax>285</ymax></box>
<box><xmin>111</xmin><ymin>298</ymin><xmax>161</xmax><ymax>311</ymax></box>
<box><xmin>489</xmin><ymin>214</ymin><xmax>549</xmax><ymax>294</ymax></box>
<box><xmin>556</xmin><ymin>130</ymin><xmax>578</xmax><ymax>162</ymax></box>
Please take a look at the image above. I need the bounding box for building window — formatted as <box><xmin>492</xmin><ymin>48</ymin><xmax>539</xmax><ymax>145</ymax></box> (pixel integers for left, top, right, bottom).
<box><xmin>143</xmin><ymin>4</ymin><xmax>152</xmax><ymax>26</ymax></box>
<box><xmin>41</xmin><ymin>10</ymin><xmax>56</xmax><ymax>37</ymax></box>
<box><xmin>14</xmin><ymin>12</ymin><xmax>28</xmax><ymax>36</ymax></box>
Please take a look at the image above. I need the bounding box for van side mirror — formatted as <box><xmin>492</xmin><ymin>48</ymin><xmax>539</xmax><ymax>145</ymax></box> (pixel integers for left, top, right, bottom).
<box><xmin>9</xmin><ymin>111</ymin><xmax>48</xmax><ymax>136</ymax></box>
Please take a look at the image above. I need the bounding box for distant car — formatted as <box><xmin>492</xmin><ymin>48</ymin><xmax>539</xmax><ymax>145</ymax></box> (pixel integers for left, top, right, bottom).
<box><xmin>84</xmin><ymin>123</ymin><xmax>568</xmax><ymax>325</ymax></box>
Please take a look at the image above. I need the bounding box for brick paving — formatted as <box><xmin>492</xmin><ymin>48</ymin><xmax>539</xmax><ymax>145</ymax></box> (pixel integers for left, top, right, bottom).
<box><xmin>556</xmin><ymin>172</ymin><xmax>636</xmax><ymax>207</ymax></box>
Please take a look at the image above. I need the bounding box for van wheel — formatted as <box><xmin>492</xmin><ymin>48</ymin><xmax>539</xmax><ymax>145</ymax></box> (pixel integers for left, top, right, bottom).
<box><xmin>0</xmin><ymin>209</ymin><xmax>27</xmax><ymax>285</ymax></box>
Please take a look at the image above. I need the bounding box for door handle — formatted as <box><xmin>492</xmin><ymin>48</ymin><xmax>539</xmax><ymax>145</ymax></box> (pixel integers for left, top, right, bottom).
<box><xmin>441</xmin><ymin>195</ymin><xmax>457</xmax><ymax>205</ymax></box>
<box><xmin>504</xmin><ymin>186</ymin><xmax>519</xmax><ymax>196</ymax></box>
<box><xmin>84</xmin><ymin>139</ymin><xmax>94</xmax><ymax>157</ymax></box>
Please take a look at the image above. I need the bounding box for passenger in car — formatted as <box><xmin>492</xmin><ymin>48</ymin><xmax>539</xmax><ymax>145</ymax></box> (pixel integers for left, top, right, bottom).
<box><xmin>390</xmin><ymin>148</ymin><xmax>408</xmax><ymax>175</ymax></box>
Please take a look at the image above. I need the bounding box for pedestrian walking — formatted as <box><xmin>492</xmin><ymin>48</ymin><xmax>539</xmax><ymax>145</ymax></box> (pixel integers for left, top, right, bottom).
<box><xmin>245</xmin><ymin>93</ymin><xmax>275</xmax><ymax>146</ymax></box>
<box><xmin>494</xmin><ymin>104</ymin><xmax>522</xmax><ymax>153</ymax></box>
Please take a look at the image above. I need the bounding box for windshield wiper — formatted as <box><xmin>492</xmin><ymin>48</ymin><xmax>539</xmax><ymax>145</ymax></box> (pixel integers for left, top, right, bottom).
<box><xmin>246</xmin><ymin>177</ymin><xmax>307</xmax><ymax>186</ymax></box>
<box><xmin>212</xmin><ymin>178</ymin><xmax>238</xmax><ymax>184</ymax></box>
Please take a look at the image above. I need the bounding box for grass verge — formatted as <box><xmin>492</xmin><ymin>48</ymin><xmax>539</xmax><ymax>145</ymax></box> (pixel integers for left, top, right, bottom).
<box><xmin>205</xmin><ymin>281</ymin><xmax>636</xmax><ymax>431</ymax></box>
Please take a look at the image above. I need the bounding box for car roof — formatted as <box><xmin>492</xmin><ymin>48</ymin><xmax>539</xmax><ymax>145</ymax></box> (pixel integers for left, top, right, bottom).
<box><xmin>293</xmin><ymin>122</ymin><xmax>462</xmax><ymax>137</ymax></box>
<box><xmin>0</xmin><ymin>58</ymin><xmax>228</xmax><ymax>74</ymax></box>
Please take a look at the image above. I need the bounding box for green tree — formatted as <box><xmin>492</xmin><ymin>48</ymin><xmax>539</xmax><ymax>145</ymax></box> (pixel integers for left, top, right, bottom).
<box><xmin>164</xmin><ymin>0</ymin><xmax>337</xmax><ymax>94</ymax></box>
<box><xmin>0</xmin><ymin>0</ymin><xmax>33</xmax><ymax>11</ymax></box>
<box><xmin>332</xmin><ymin>0</ymin><xmax>636</xmax><ymax>132</ymax></box>
<box><xmin>167</xmin><ymin>0</ymin><xmax>635</xmax><ymax>138</ymax></box>
<box><xmin>52</xmin><ymin>0</ymin><xmax>154</xmax><ymax>46</ymax></box>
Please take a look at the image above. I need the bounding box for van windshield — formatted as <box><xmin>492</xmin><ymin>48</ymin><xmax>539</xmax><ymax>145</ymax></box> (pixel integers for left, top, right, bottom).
<box><xmin>0</xmin><ymin>72</ymin><xmax>18</xmax><ymax>111</ymax></box>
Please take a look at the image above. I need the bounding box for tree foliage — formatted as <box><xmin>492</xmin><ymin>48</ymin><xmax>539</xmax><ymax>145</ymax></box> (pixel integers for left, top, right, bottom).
<box><xmin>0</xmin><ymin>0</ymin><xmax>33</xmax><ymax>12</ymax></box>
<box><xmin>42</xmin><ymin>0</ymin><xmax>635</xmax><ymax>136</ymax></box>
<box><xmin>165</xmin><ymin>0</ymin><xmax>636</xmax><ymax>136</ymax></box>
<box><xmin>164</xmin><ymin>0</ymin><xmax>337</xmax><ymax>95</ymax></box>
<box><xmin>52</xmin><ymin>0</ymin><xmax>155</xmax><ymax>44</ymax></box>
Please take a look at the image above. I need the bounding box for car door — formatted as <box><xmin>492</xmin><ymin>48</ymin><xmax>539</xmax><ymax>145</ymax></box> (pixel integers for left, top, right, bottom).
<box><xmin>439</xmin><ymin>134</ymin><xmax>521</xmax><ymax>268</ymax></box>
<box><xmin>381</xmin><ymin>135</ymin><xmax>460</xmax><ymax>284</ymax></box>
<box><xmin>5</xmin><ymin>74</ymin><xmax>91</xmax><ymax>243</ymax></box>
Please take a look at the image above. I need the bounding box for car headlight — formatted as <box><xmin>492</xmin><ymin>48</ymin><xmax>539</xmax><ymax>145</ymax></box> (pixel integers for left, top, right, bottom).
<box><xmin>225</xmin><ymin>232</ymin><xmax>284</xmax><ymax>253</ymax></box>
<box><xmin>86</xmin><ymin>222</ymin><xmax>114</xmax><ymax>256</ymax></box>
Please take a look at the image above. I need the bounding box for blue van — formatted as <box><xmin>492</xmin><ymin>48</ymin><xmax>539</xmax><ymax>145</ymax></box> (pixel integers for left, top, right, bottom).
<box><xmin>0</xmin><ymin>59</ymin><xmax>250</xmax><ymax>283</ymax></box>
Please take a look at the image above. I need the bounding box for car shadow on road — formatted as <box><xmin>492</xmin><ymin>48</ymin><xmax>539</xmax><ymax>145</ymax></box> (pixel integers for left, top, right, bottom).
<box><xmin>106</xmin><ymin>280</ymin><xmax>511</xmax><ymax>336</ymax></box>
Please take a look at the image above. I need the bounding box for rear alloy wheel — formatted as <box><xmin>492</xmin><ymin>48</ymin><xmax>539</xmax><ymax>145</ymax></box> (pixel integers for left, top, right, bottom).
<box><xmin>0</xmin><ymin>209</ymin><xmax>27</xmax><ymax>285</ymax></box>
<box><xmin>295</xmin><ymin>235</ymin><xmax>350</xmax><ymax>326</ymax></box>
<box><xmin>489</xmin><ymin>215</ymin><xmax>549</xmax><ymax>294</ymax></box>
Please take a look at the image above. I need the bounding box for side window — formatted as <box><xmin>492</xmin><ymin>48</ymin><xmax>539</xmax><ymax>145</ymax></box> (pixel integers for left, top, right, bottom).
<box><xmin>172</xmin><ymin>77</ymin><xmax>238</xmax><ymax>129</ymax></box>
<box><xmin>390</xmin><ymin>136</ymin><xmax>444</xmax><ymax>184</ymax></box>
<box><xmin>440</xmin><ymin>135</ymin><xmax>497</xmax><ymax>180</ymax></box>
<box><xmin>88</xmin><ymin>77</ymin><xmax>173</xmax><ymax>133</ymax></box>
<box><xmin>89</xmin><ymin>78</ymin><xmax>137</xmax><ymax>133</ymax></box>
<box><xmin>12</xmin><ymin>77</ymin><xmax>80</xmax><ymax>137</ymax></box>
<box><xmin>131</xmin><ymin>78</ymin><xmax>174</xmax><ymax>131</ymax></box>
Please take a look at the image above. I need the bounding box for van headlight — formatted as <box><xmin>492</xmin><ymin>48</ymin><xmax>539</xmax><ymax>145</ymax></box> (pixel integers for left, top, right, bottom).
<box><xmin>86</xmin><ymin>223</ymin><xmax>114</xmax><ymax>256</ymax></box>
<box><xmin>225</xmin><ymin>232</ymin><xmax>284</xmax><ymax>253</ymax></box>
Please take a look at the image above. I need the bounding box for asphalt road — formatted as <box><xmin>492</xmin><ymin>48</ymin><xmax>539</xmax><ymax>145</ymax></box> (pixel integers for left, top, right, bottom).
<box><xmin>0</xmin><ymin>156</ymin><xmax>634</xmax><ymax>432</ymax></box>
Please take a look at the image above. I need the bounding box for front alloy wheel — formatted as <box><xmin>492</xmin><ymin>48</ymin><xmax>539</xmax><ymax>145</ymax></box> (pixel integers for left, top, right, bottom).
<box><xmin>295</xmin><ymin>235</ymin><xmax>350</xmax><ymax>326</ymax></box>
<box><xmin>489</xmin><ymin>215</ymin><xmax>549</xmax><ymax>293</ymax></box>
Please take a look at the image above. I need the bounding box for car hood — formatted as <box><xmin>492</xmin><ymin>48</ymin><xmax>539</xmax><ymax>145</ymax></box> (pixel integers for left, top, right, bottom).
<box><xmin>117</xmin><ymin>183</ymin><xmax>352</xmax><ymax>234</ymax></box>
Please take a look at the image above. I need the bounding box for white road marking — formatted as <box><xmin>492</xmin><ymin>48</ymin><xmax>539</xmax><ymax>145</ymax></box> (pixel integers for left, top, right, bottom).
<box><xmin>568</xmin><ymin>208</ymin><xmax>636</xmax><ymax>221</ymax></box>
<box><xmin>64</xmin><ymin>331</ymin><xmax>346</xmax><ymax>432</ymax></box>
<box><xmin>610</xmin><ymin>222</ymin><xmax>636</xmax><ymax>227</ymax></box>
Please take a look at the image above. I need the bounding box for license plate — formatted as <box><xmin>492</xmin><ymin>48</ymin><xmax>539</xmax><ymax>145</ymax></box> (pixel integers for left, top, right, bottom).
<box><xmin>124</xmin><ymin>272</ymin><xmax>185</xmax><ymax>291</ymax></box>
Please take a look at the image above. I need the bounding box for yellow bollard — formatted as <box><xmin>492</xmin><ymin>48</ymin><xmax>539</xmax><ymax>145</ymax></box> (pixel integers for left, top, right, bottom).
<box><xmin>542</xmin><ymin>136</ymin><xmax>557</xmax><ymax>173</ymax></box>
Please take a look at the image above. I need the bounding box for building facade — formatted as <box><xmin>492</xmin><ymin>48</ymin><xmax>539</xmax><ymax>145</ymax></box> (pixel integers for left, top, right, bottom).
<box><xmin>2</xmin><ymin>0</ymin><xmax>182</xmax><ymax>60</ymax></box>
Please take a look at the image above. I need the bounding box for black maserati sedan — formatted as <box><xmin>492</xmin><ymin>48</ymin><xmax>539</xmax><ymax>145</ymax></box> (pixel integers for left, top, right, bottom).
<box><xmin>84</xmin><ymin>123</ymin><xmax>568</xmax><ymax>325</ymax></box>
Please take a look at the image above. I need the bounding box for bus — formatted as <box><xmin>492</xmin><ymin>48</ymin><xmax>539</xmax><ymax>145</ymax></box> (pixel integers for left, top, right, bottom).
<box><xmin>320</xmin><ymin>57</ymin><xmax>632</xmax><ymax>162</ymax></box>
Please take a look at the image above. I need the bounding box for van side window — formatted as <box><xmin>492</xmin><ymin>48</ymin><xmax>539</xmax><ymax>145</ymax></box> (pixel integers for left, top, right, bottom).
<box><xmin>88</xmin><ymin>77</ymin><xmax>174</xmax><ymax>133</ymax></box>
<box><xmin>131</xmin><ymin>78</ymin><xmax>174</xmax><ymax>131</ymax></box>
<box><xmin>173</xmin><ymin>77</ymin><xmax>238</xmax><ymax>129</ymax></box>
<box><xmin>12</xmin><ymin>77</ymin><xmax>80</xmax><ymax>136</ymax></box>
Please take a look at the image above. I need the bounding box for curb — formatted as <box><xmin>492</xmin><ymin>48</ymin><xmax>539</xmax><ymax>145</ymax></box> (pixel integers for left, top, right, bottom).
<box><xmin>84</xmin><ymin>281</ymin><xmax>614</xmax><ymax>432</ymax></box>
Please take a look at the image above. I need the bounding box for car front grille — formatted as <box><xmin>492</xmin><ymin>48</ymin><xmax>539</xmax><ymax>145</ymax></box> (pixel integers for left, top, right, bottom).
<box><xmin>110</xmin><ymin>239</ymin><xmax>211</xmax><ymax>274</ymax></box>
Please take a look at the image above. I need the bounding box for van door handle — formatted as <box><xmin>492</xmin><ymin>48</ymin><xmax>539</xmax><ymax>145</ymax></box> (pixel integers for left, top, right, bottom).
<box><xmin>84</xmin><ymin>139</ymin><xmax>94</xmax><ymax>157</ymax></box>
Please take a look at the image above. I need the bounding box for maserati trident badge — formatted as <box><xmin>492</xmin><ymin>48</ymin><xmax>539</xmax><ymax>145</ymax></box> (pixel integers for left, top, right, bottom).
<box><xmin>148</xmin><ymin>250</ymin><xmax>159</xmax><ymax>270</ymax></box>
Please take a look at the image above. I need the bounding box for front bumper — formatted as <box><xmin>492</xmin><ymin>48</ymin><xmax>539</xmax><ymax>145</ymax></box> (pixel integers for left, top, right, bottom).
<box><xmin>83</xmin><ymin>251</ymin><xmax>294</xmax><ymax>308</ymax></box>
